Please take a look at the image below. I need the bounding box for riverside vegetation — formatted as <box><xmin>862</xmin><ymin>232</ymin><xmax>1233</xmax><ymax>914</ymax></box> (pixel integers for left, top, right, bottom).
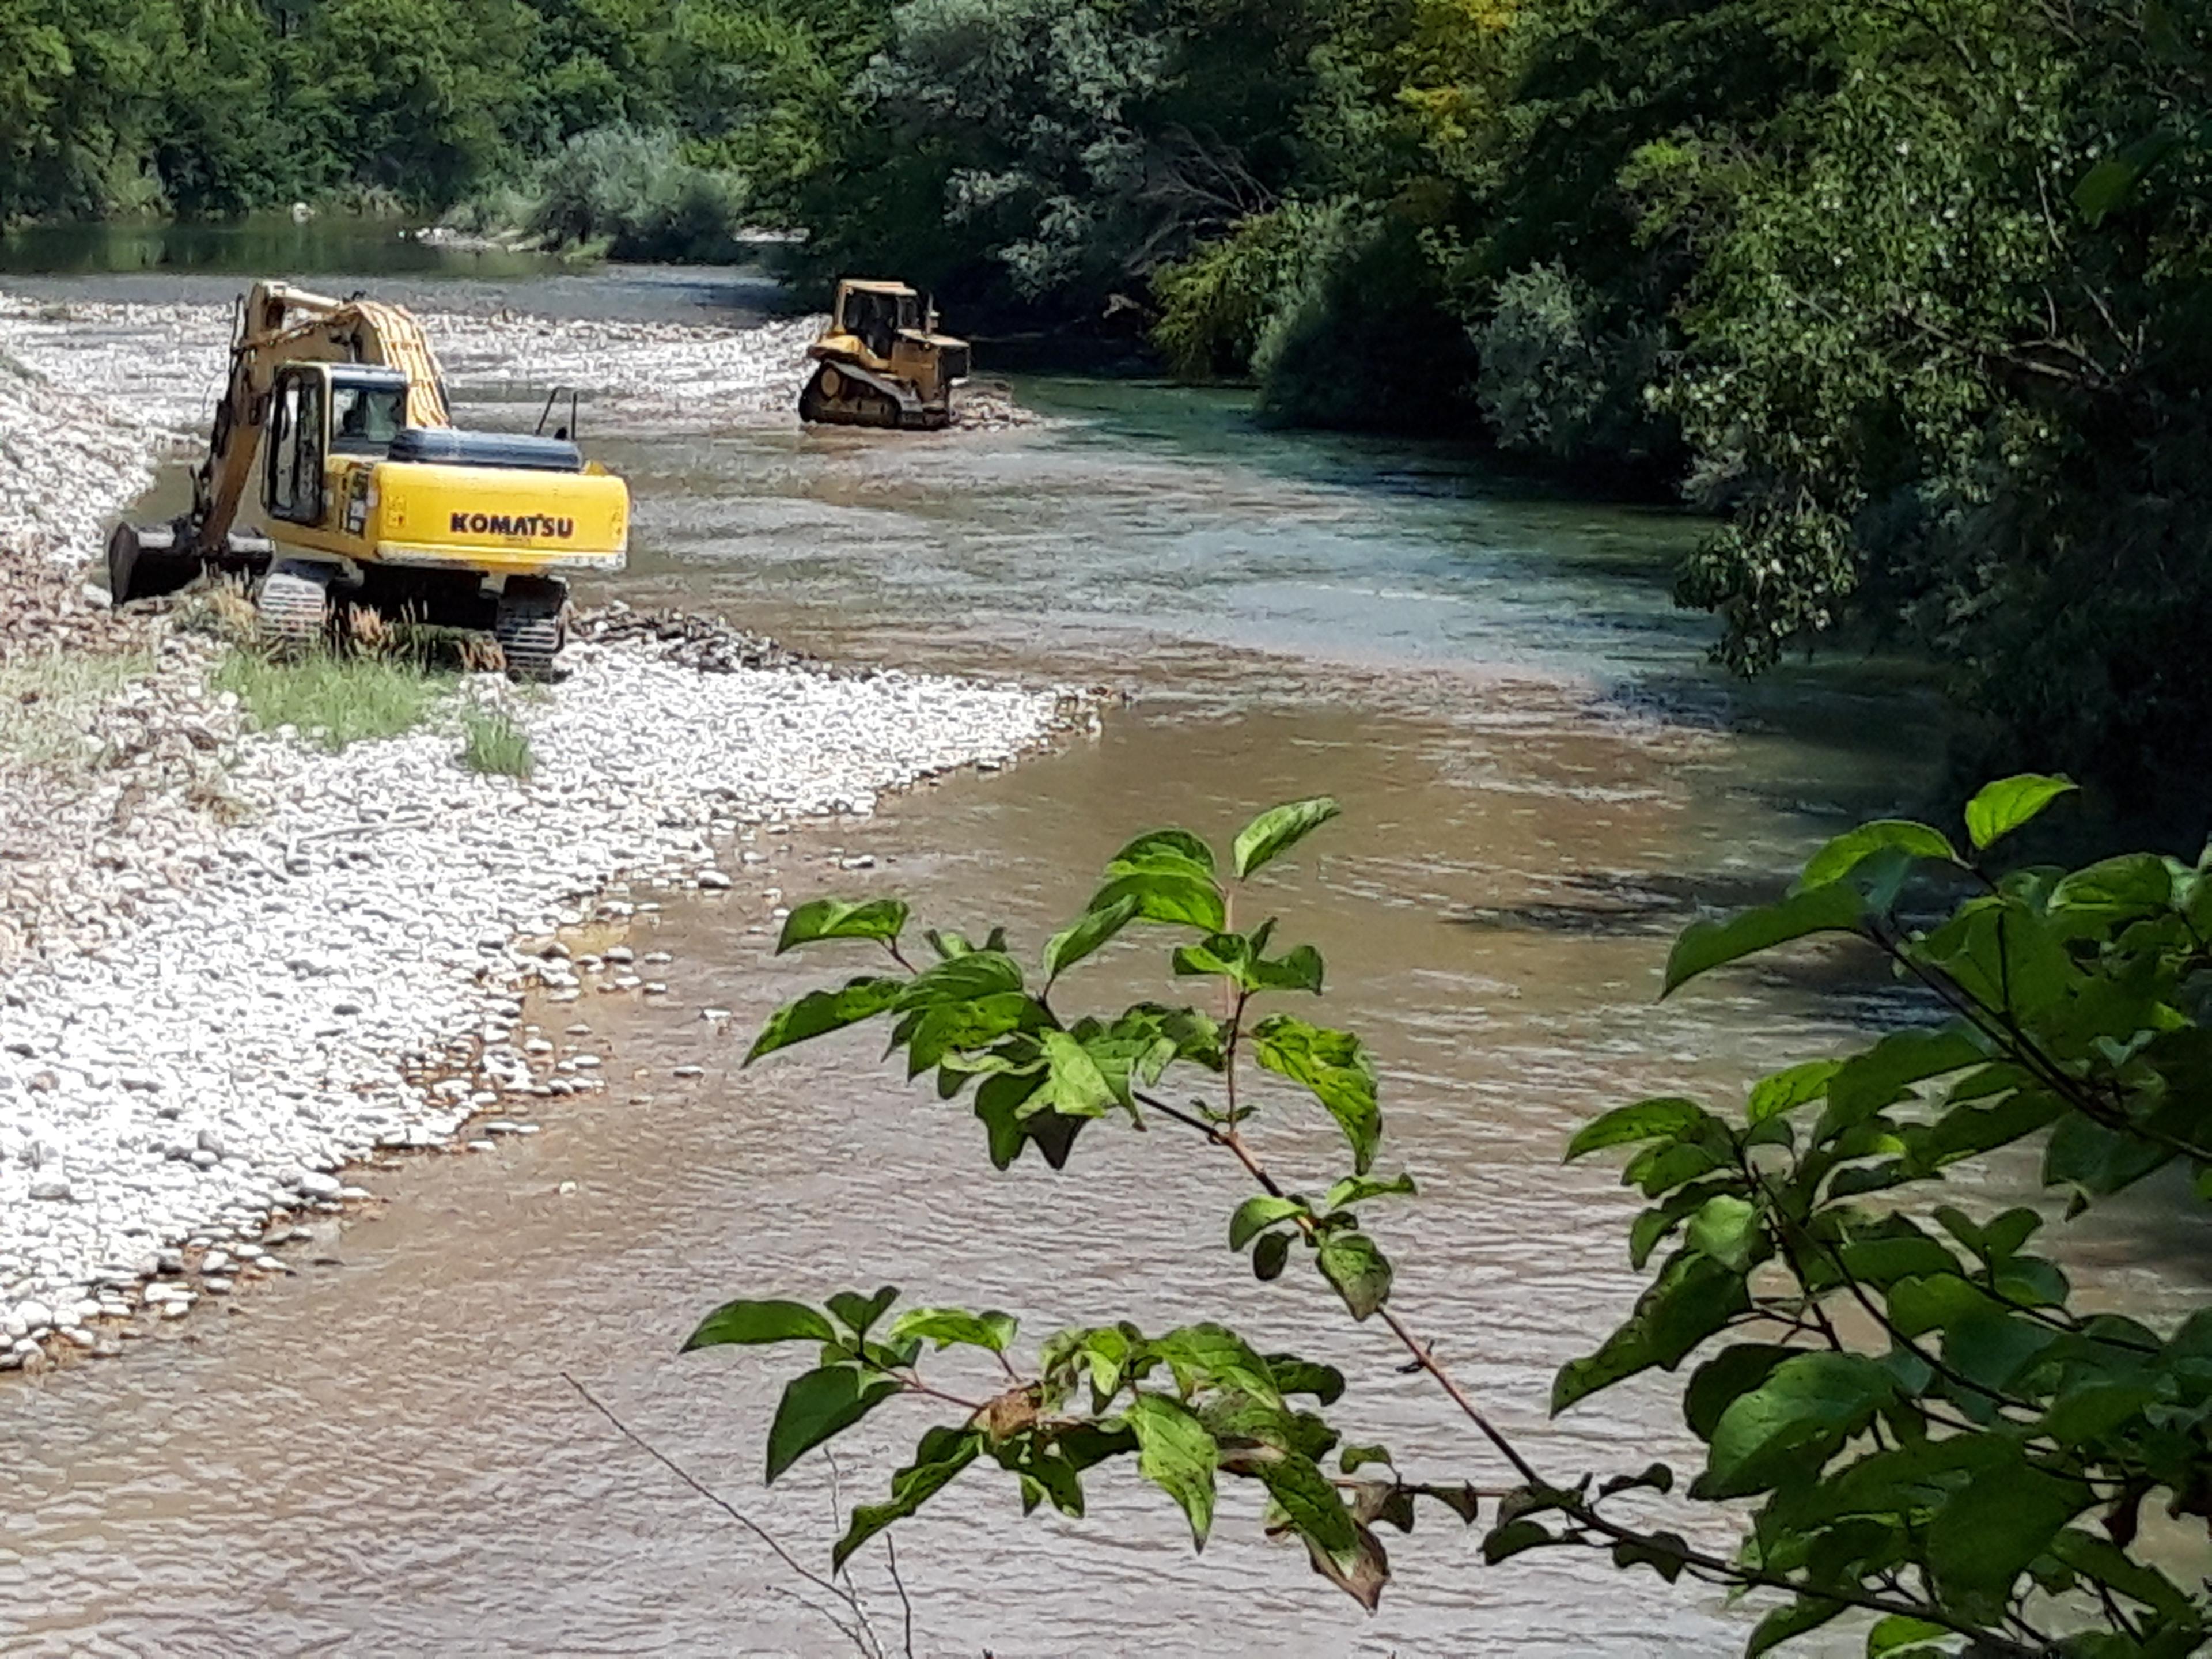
<box><xmin>697</xmin><ymin>787</ymin><xmax>2212</xmax><ymax>1653</ymax></box>
<box><xmin>7</xmin><ymin>1</ymin><xmax>2210</xmax><ymax>815</ymax></box>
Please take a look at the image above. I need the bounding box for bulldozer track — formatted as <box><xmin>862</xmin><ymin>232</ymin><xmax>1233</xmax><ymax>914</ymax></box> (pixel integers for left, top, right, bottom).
<box><xmin>257</xmin><ymin>560</ymin><xmax>333</xmax><ymax>651</ymax></box>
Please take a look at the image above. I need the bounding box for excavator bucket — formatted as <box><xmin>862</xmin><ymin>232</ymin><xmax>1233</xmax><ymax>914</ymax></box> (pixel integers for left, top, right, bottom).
<box><xmin>107</xmin><ymin>522</ymin><xmax>272</xmax><ymax>606</ymax></box>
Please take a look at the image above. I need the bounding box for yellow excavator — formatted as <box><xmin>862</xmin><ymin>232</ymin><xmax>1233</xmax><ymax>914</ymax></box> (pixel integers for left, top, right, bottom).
<box><xmin>798</xmin><ymin>279</ymin><xmax>971</xmax><ymax>430</ymax></box>
<box><xmin>108</xmin><ymin>281</ymin><xmax>629</xmax><ymax>676</ymax></box>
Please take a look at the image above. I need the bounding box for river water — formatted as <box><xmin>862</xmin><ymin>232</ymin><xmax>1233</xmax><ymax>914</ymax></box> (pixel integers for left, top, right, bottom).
<box><xmin>7</xmin><ymin>240</ymin><xmax>2192</xmax><ymax>1657</ymax></box>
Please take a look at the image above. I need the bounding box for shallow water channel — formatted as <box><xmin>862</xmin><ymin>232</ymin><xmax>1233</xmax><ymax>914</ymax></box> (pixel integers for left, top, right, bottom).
<box><xmin>6</xmin><ymin>259</ymin><xmax>2204</xmax><ymax>1656</ymax></box>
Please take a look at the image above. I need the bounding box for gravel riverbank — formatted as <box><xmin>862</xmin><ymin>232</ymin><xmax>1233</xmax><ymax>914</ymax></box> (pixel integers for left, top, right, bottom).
<box><xmin>0</xmin><ymin>292</ymin><xmax>1075</xmax><ymax>1374</ymax></box>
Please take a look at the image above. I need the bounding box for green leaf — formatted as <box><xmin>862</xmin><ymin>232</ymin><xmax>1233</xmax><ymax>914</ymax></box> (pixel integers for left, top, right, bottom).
<box><xmin>1798</xmin><ymin>820</ymin><xmax>1960</xmax><ymax>889</ymax></box>
<box><xmin>1927</xmin><ymin>1459</ymin><xmax>2089</xmax><ymax>1600</ymax></box>
<box><xmin>894</xmin><ymin>950</ymin><xmax>1025</xmax><ymax>1010</ymax></box>
<box><xmin>2050</xmin><ymin>853</ymin><xmax>2175</xmax><ymax>926</ymax></box>
<box><xmin>766</xmin><ymin>1366</ymin><xmax>902</xmax><ymax>1483</ymax></box>
<box><xmin>888</xmin><ymin>1307</ymin><xmax>1018</xmax><ymax>1354</ymax></box>
<box><xmin>683</xmin><ymin>1298</ymin><xmax>839</xmax><ymax>1351</ymax></box>
<box><xmin>1105</xmin><ymin>827</ymin><xmax>1216</xmax><ymax>878</ymax></box>
<box><xmin>1264</xmin><ymin>1354</ymin><xmax>1346</xmax><ymax>1403</ymax></box>
<box><xmin>1088</xmin><ymin>871</ymin><xmax>1226</xmax><ymax>932</ymax></box>
<box><xmin>1171</xmin><ymin>933</ymin><xmax>1325</xmax><ymax>995</ymax></box>
<box><xmin>1685</xmin><ymin>1194</ymin><xmax>1761</xmax><ymax>1272</ymax></box>
<box><xmin>973</xmin><ymin>1069</ymin><xmax>1044</xmax><ymax>1169</ymax></box>
<box><xmin>1317</xmin><ymin>1232</ymin><xmax>1392</xmax><ymax>1320</ymax></box>
<box><xmin>1251</xmin><ymin>1016</ymin><xmax>1380</xmax><ymax>1173</ymax></box>
<box><xmin>1565</xmin><ymin>1096</ymin><xmax>1711</xmax><ymax>1161</ymax></box>
<box><xmin>1866</xmin><ymin>1615</ymin><xmax>1950</xmax><ymax>1657</ymax></box>
<box><xmin>1663</xmin><ymin>882</ymin><xmax>1866</xmax><ymax>996</ymax></box>
<box><xmin>1482</xmin><ymin>1518</ymin><xmax>1554</xmax><ymax>1563</ymax></box>
<box><xmin>1229</xmin><ymin>1195</ymin><xmax>1308</xmax><ymax>1251</ymax></box>
<box><xmin>1963</xmin><ymin>774</ymin><xmax>2075</xmax><ymax>853</ymax></box>
<box><xmin>1747</xmin><ymin>1597</ymin><xmax>1843</xmax><ymax>1657</ymax></box>
<box><xmin>1151</xmin><ymin>1324</ymin><xmax>1283</xmax><ymax>1405</ymax></box>
<box><xmin>1748</xmin><ymin>1060</ymin><xmax>1840</xmax><ymax>1123</ymax></box>
<box><xmin>2044</xmin><ymin>1111</ymin><xmax>2171</xmax><ymax>1196</ymax></box>
<box><xmin>1044</xmin><ymin>895</ymin><xmax>1139</xmax><ymax>982</ymax></box>
<box><xmin>1340</xmin><ymin>1444</ymin><xmax>1395</xmax><ymax>1474</ymax></box>
<box><xmin>1700</xmin><ymin>1353</ymin><xmax>1897</xmax><ymax>1499</ymax></box>
<box><xmin>1609</xmin><ymin>1532</ymin><xmax>1689</xmax><ymax>1582</ymax></box>
<box><xmin>2073</xmin><ymin>129</ymin><xmax>2183</xmax><ymax>223</ymax></box>
<box><xmin>1257</xmin><ymin>1449</ymin><xmax>1362</xmax><ymax>1565</ymax></box>
<box><xmin>1629</xmin><ymin>1179</ymin><xmax>1748</xmax><ymax>1270</ymax></box>
<box><xmin>833</xmin><ymin>1425</ymin><xmax>984</xmax><ymax>1570</ymax></box>
<box><xmin>1123</xmin><ymin>1393</ymin><xmax>1219</xmax><ymax>1548</ymax></box>
<box><xmin>1821</xmin><ymin>1025</ymin><xmax>1985</xmax><ymax>1133</ymax></box>
<box><xmin>1232</xmin><ymin>797</ymin><xmax>1342</xmax><ymax>879</ymax></box>
<box><xmin>1033</xmin><ymin>1028</ymin><xmax>1123</xmax><ymax>1119</ymax></box>
<box><xmin>1554</xmin><ymin>1252</ymin><xmax>1749</xmax><ymax>1412</ymax></box>
<box><xmin>1251</xmin><ymin>944</ymin><xmax>1325</xmax><ymax>994</ymax></box>
<box><xmin>825</xmin><ymin>1286</ymin><xmax>899</xmax><ymax>1339</ymax></box>
<box><xmin>775</xmin><ymin>897</ymin><xmax>910</xmax><ymax>952</ymax></box>
<box><xmin>1684</xmin><ymin>1345</ymin><xmax>1797</xmax><ymax>1441</ymax></box>
<box><xmin>1323</xmin><ymin>1172</ymin><xmax>1417</xmax><ymax>1211</ymax></box>
<box><xmin>745</xmin><ymin>977</ymin><xmax>906</xmax><ymax>1064</ymax></box>
<box><xmin>902</xmin><ymin>993</ymin><xmax>1049</xmax><ymax>1075</ymax></box>
<box><xmin>1252</xmin><ymin>1230</ymin><xmax>1292</xmax><ymax>1281</ymax></box>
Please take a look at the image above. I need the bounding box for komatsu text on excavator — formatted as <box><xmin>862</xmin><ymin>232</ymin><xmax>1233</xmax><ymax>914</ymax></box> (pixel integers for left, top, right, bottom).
<box><xmin>108</xmin><ymin>282</ymin><xmax>629</xmax><ymax>676</ymax></box>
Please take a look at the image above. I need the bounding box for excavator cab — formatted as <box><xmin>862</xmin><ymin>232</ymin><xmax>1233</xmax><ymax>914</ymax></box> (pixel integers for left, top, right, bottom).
<box><xmin>798</xmin><ymin>279</ymin><xmax>971</xmax><ymax>431</ymax></box>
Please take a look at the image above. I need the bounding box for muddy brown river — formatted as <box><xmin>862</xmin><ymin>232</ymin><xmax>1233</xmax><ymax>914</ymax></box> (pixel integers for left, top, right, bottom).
<box><xmin>7</xmin><ymin>245</ymin><xmax>2207</xmax><ymax>1656</ymax></box>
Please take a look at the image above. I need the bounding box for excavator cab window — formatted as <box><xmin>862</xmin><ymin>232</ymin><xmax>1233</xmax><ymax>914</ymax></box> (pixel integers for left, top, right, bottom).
<box><xmin>266</xmin><ymin>368</ymin><xmax>325</xmax><ymax>525</ymax></box>
<box><xmin>331</xmin><ymin>381</ymin><xmax>407</xmax><ymax>454</ymax></box>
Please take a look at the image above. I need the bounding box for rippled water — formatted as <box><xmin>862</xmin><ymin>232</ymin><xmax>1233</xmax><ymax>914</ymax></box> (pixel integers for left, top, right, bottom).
<box><xmin>6</xmin><ymin>264</ymin><xmax>2157</xmax><ymax>1656</ymax></box>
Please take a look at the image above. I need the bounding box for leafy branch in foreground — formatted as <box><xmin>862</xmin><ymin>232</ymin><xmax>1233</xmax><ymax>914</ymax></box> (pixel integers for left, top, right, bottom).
<box><xmin>690</xmin><ymin>780</ymin><xmax>2212</xmax><ymax>1654</ymax></box>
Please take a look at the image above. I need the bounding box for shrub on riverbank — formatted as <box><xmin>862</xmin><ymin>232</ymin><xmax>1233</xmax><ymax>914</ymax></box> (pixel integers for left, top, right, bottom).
<box><xmin>524</xmin><ymin>127</ymin><xmax>752</xmax><ymax>263</ymax></box>
<box><xmin>692</xmin><ymin>783</ymin><xmax>2212</xmax><ymax>1653</ymax></box>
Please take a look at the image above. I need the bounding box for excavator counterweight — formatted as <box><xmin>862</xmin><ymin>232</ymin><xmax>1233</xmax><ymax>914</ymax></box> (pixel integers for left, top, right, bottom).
<box><xmin>109</xmin><ymin>282</ymin><xmax>629</xmax><ymax>678</ymax></box>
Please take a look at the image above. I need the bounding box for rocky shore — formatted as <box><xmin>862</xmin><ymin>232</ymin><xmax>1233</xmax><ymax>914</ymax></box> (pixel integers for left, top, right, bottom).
<box><xmin>0</xmin><ymin>294</ymin><xmax>1075</xmax><ymax>1373</ymax></box>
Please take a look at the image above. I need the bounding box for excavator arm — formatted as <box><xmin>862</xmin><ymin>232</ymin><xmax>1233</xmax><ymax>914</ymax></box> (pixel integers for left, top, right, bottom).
<box><xmin>183</xmin><ymin>282</ymin><xmax>453</xmax><ymax>559</ymax></box>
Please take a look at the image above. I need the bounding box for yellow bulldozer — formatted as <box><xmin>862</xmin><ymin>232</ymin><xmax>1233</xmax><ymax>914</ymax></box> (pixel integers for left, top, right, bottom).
<box><xmin>798</xmin><ymin>279</ymin><xmax>971</xmax><ymax>430</ymax></box>
<box><xmin>108</xmin><ymin>281</ymin><xmax>630</xmax><ymax>677</ymax></box>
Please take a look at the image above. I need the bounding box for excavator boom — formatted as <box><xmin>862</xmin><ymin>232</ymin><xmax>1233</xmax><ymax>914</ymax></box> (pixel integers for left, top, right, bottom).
<box><xmin>184</xmin><ymin>282</ymin><xmax>453</xmax><ymax>560</ymax></box>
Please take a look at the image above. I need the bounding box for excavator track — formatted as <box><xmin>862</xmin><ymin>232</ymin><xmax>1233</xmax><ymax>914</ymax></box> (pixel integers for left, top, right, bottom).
<box><xmin>257</xmin><ymin>560</ymin><xmax>334</xmax><ymax>652</ymax></box>
<box><xmin>494</xmin><ymin>583</ymin><xmax>566</xmax><ymax>681</ymax></box>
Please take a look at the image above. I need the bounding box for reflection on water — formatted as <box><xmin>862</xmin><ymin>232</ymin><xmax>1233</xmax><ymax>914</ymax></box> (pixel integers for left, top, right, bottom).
<box><xmin>0</xmin><ymin>262</ymin><xmax>2072</xmax><ymax>1656</ymax></box>
<box><xmin>0</xmin><ymin>214</ymin><xmax>790</xmax><ymax>324</ymax></box>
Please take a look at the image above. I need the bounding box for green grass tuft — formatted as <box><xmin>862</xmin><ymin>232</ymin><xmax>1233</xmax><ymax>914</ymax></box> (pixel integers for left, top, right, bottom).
<box><xmin>214</xmin><ymin>649</ymin><xmax>450</xmax><ymax>751</ymax></box>
<box><xmin>459</xmin><ymin>704</ymin><xmax>535</xmax><ymax>778</ymax></box>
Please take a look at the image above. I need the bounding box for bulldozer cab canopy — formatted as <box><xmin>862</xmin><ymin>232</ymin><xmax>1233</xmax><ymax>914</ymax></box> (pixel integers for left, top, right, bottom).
<box><xmin>835</xmin><ymin>281</ymin><xmax>925</xmax><ymax>355</ymax></box>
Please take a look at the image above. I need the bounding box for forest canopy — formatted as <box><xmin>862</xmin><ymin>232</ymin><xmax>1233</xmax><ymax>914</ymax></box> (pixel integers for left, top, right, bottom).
<box><xmin>4</xmin><ymin>0</ymin><xmax>2210</xmax><ymax>822</ymax></box>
